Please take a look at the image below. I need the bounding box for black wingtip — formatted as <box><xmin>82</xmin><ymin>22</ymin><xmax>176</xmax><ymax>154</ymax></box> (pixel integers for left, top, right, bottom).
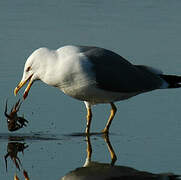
<box><xmin>160</xmin><ymin>74</ymin><xmax>181</xmax><ymax>88</ymax></box>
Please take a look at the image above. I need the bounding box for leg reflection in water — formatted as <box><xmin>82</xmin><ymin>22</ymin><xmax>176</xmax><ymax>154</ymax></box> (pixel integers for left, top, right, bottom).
<box><xmin>84</xmin><ymin>134</ymin><xmax>117</xmax><ymax>167</ymax></box>
<box><xmin>61</xmin><ymin>135</ymin><xmax>180</xmax><ymax>180</ymax></box>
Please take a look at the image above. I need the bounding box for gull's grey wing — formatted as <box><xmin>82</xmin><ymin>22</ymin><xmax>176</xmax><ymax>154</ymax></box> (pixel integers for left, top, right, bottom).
<box><xmin>83</xmin><ymin>47</ymin><xmax>163</xmax><ymax>93</ymax></box>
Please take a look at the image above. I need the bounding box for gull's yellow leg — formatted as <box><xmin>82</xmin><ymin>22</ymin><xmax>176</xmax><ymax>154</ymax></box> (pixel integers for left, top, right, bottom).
<box><xmin>102</xmin><ymin>102</ymin><xmax>117</xmax><ymax>134</ymax></box>
<box><xmin>86</xmin><ymin>107</ymin><xmax>92</xmax><ymax>134</ymax></box>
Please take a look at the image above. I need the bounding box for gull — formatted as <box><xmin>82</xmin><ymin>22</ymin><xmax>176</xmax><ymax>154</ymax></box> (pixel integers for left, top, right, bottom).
<box><xmin>14</xmin><ymin>45</ymin><xmax>181</xmax><ymax>134</ymax></box>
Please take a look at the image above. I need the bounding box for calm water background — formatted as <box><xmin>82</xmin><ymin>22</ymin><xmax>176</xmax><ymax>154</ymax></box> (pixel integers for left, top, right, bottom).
<box><xmin>0</xmin><ymin>0</ymin><xmax>181</xmax><ymax>179</ymax></box>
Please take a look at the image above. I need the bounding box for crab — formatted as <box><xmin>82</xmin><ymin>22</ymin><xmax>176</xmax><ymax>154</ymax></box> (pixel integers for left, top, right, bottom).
<box><xmin>4</xmin><ymin>142</ymin><xmax>28</xmax><ymax>171</ymax></box>
<box><xmin>4</xmin><ymin>99</ymin><xmax>28</xmax><ymax>131</ymax></box>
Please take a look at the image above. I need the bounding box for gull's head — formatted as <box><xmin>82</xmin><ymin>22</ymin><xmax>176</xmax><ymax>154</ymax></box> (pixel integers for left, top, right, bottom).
<box><xmin>14</xmin><ymin>48</ymin><xmax>48</xmax><ymax>99</ymax></box>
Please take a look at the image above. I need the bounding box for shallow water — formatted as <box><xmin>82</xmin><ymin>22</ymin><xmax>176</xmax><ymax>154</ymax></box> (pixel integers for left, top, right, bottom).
<box><xmin>0</xmin><ymin>0</ymin><xmax>181</xmax><ymax>179</ymax></box>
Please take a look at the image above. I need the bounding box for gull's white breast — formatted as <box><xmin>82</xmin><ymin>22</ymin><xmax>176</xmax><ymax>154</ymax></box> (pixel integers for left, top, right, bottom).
<box><xmin>39</xmin><ymin>46</ymin><xmax>140</xmax><ymax>104</ymax></box>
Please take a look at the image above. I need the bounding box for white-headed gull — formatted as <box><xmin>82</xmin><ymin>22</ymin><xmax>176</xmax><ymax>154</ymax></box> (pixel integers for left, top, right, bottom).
<box><xmin>14</xmin><ymin>45</ymin><xmax>181</xmax><ymax>134</ymax></box>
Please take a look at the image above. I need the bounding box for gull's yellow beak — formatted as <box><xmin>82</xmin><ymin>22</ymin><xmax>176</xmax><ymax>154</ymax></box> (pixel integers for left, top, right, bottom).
<box><xmin>14</xmin><ymin>74</ymin><xmax>33</xmax><ymax>99</ymax></box>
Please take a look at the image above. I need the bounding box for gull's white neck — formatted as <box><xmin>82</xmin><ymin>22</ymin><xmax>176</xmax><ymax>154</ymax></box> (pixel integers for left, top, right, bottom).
<box><xmin>33</xmin><ymin>46</ymin><xmax>95</xmax><ymax>97</ymax></box>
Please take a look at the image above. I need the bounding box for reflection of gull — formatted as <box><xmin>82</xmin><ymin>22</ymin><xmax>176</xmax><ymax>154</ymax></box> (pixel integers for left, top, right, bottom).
<box><xmin>61</xmin><ymin>135</ymin><xmax>180</xmax><ymax>180</ymax></box>
<box><xmin>14</xmin><ymin>45</ymin><xmax>181</xmax><ymax>134</ymax></box>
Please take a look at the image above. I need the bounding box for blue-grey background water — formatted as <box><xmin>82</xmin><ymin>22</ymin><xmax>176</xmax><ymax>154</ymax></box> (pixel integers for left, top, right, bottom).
<box><xmin>0</xmin><ymin>0</ymin><xmax>181</xmax><ymax>179</ymax></box>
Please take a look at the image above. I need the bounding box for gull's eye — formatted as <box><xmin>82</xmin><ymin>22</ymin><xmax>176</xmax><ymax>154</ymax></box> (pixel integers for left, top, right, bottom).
<box><xmin>26</xmin><ymin>66</ymin><xmax>31</xmax><ymax>72</ymax></box>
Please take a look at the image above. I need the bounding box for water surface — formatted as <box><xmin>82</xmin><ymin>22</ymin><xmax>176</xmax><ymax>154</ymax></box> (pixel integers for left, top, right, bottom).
<box><xmin>0</xmin><ymin>0</ymin><xmax>181</xmax><ymax>179</ymax></box>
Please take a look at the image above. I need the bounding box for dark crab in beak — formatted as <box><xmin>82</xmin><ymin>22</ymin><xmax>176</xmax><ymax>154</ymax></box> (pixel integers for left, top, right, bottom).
<box><xmin>4</xmin><ymin>99</ymin><xmax>28</xmax><ymax>131</ymax></box>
